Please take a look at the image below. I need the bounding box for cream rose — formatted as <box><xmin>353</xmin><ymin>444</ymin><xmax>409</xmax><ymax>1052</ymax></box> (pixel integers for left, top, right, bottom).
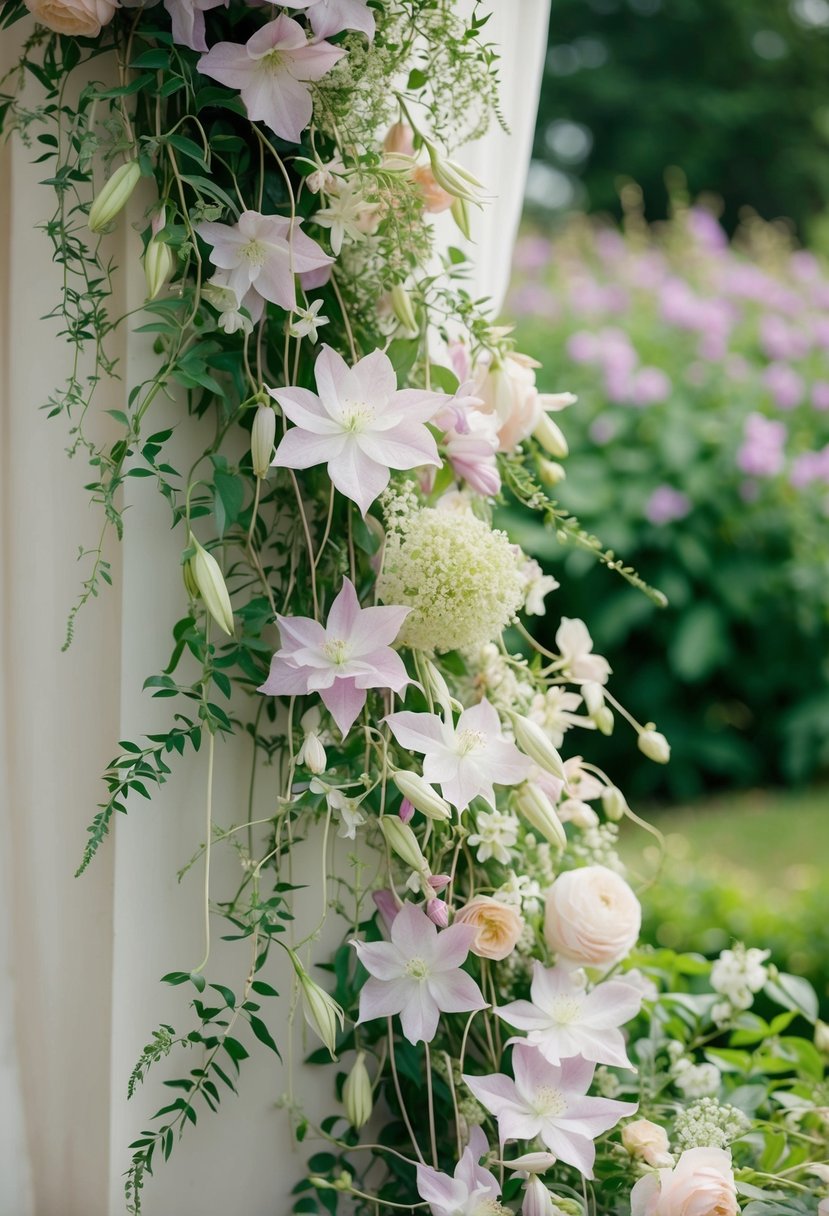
<box><xmin>453</xmin><ymin>896</ymin><xmax>524</xmax><ymax>961</ymax></box>
<box><xmin>543</xmin><ymin>864</ymin><xmax>641</xmax><ymax>968</ymax></box>
<box><xmin>25</xmin><ymin>0</ymin><xmax>119</xmax><ymax>35</ymax></box>
<box><xmin>630</xmin><ymin>1147</ymin><xmax>738</xmax><ymax>1216</ymax></box>
<box><xmin>622</xmin><ymin>1119</ymin><xmax>673</xmax><ymax>1168</ymax></box>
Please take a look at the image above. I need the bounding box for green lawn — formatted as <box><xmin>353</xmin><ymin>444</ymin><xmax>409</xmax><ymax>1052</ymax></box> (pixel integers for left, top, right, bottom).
<box><xmin>631</xmin><ymin>785</ymin><xmax>829</xmax><ymax>890</ymax></box>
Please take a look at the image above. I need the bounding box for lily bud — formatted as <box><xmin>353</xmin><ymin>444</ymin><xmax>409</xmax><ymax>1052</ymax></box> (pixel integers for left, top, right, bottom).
<box><xmin>537</xmin><ymin>457</ymin><xmax>566</xmax><ymax>487</ymax></box>
<box><xmin>424</xmin><ymin>141</ymin><xmax>484</xmax><ymax>204</ymax></box>
<box><xmin>379</xmin><ymin>817</ymin><xmax>429</xmax><ymax>875</ymax></box>
<box><xmin>601</xmin><ymin>785</ymin><xmax>628</xmax><ymax>822</ymax></box>
<box><xmin>251</xmin><ymin>403</ymin><xmax>277</xmax><ymax>478</ymax></box>
<box><xmin>522</xmin><ymin>1175</ymin><xmax>559</xmax><ymax>1216</ymax></box>
<box><xmin>508</xmin><ymin>712</ymin><xmax>566</xmax><ymax>780</ymax></box>
<box><xmin>515</xmin><ymin>782</ymin><xmax>567</xmax><ymax>850</ymax></box>
<box><xmin>144</xmin><ymin>236</ymin><xmax>174</xmax><ymax>300</ymax></box>
<box><xmin>389</xmin><ymin>283</ymin><xmax>418</xmax><ymax>336</ymax></box>
<box><xmin>189</xmin><ymin>536</ymin><xmax>234</xmax><ymax>636</ymax></box>
<box><xmin>289</xmin><ymin>951</ymin><xmax>344</xmax><ymax>1059</ymax></box>
<box><xmin>426</xmin><ymin>897</ymin><xmax>448</xmax><ymax>928</ymax></box>
<box><xmin>638</xmin><ymin>726</ymin><xmax>671</xmax><ymax>764</ymax></box>
<box><xmin>342</xmin><ymin>1051</ymin><xmax>373</xmax><ymax>1129</ymax></box>
<box><xmin>815</xmin><ymin>1020</ymin><xmax>829</xmax><ymax>1054</ymax></box>
<box><xmin>594</xmin><ymin>706</ymin><xmax>614</xmax><ymax>735</ymax></box>
<box><xmin>392</xmin><ymin>771</ymin><xmax>451</xmax><ymax>822</ymax></box>
<box><xmin>421</xmin><ymin>657</ymin><xmax>462</xmax><ymax>718</ymax></box>
<box><xmin>88</xmin><ymin>159</ymin><xmax>141</xmax><ymax>232</ymax></box>
<box><xmin>533</xmin><ymin>413</ymin><xmax>569</xmax><ymax>459</ymax></box>
<box><xmin>502</xmin><ymin>1152</ymin><xmax>557</xmax><ymax>1173</ymax></box>
<box><xmin>299</xmin><ymin>731</ymin><xmax>327</xmax><ymax>775</ymax></box>
<box><xmin>451</xmin><ymin>195</ymin><xmax>471</xmax><ymax>239</ymax></box>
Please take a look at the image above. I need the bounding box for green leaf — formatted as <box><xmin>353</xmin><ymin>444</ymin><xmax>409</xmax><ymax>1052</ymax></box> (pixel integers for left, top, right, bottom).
<box><xmin>249</xmin><ymin>1015</ymin><xmax>281</xmax><ymax>1058</ymax></box>
<box><xmin>222</xmin><ymin>1035</ymin><xmax>249</xmax><ymax>1063</ymax></box>
<box><xmin>765</xmin><ymin>973</ymin><xmax>819</xmax><ymax>1023</ymax></box>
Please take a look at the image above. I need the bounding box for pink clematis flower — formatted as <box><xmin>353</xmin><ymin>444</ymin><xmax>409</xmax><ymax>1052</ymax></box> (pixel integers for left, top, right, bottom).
<box><xmin>198</xmin><ymin>16</ymin><xmax>345</xmax><ymax>144</ymax></box>
<box><xmin>120</xmin><ymin>0</ymin><xmax>228</xmax><ymax>52</ymax></box>
<box><xmin>416</xmin><ymin>1126</ymin><xmax>501</xmax><ymax>1216</ymax></box>
<box><xmin>353</xmin><ymin>902</ymin><xmax>488</xmax><ymax>1044</ymax></box>
<box><xmin>269</xmin><ymin>345</ymin><xmax>443</xmax><ymax>515</ymax></box>
<box><xmin>282</xmin><ymin>0</ymin><xmax>375</xmax><ymax>39</ymax></box>
<box><xmin>496</xmin><ymin>962</ymin><xmax>642</xmax><ymax>1069</ymax></box>
<box><xmin>196</xmin><ymin>209</ymin><xmax>332</xmax><ymax>316</ymax></box>
<box><xmin>463</xmin><ymin>1043</ymin><xmax>636</xmax><ymax>1180</ymax></box>
<box><xmin>257</xmin><ymin>577</ymin><xmax>411</xmax><ymax>736</ymax></box>
<box><xmin>385</xmin><ymin>699</ymin><xmax>532</xmax><ymax>813</ymax></box>
<box><xmin>434</xmin><ymin>383</ymin><xmax>501</xmax><ymax>496</ymax></box>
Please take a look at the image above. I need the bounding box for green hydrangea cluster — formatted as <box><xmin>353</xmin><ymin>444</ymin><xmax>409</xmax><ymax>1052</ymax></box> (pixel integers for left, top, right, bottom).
<box><xmin>377</xmin><ymin>506</ymin><xmax>525</xmax><ymax>652</ymax></box>
<box><xmin>673</xmin><ymin>1098</ymin><xmax>751</xmax><ymax>1151</ymax></box>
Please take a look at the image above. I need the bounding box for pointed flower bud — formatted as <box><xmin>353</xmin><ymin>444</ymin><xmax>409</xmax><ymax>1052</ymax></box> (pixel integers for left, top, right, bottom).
<box><xmin>392</xmin><ymin>771</ymin><xmax>451</xmax><ymax>821</ymax></box>
<box><xmin>421</xmin><ymin>657</ymin><xmax>461</xmax><ymax>718</ymax></box>
<box><xmin>594</xmin><ymin>706</ymin><xmax>614</xmax><ymax>735</ymax></box>
<box><xmin>144</xmin><ymin>236</ymin><xmax>174</xmax><ymax>300</ymax></box>
<box><xmin>533</xmin><ymin>413</ymin><xmax>569</xmax><ymax>458</ymax></box>
<box><xmin>299</xmin><ymin>731</ymin><xmax>327</xmax><ymax>775</ymax></box>
<box><xmin>379</xmin><ymin>817</ymin><xmax>429</xmax><ymax>876</ymax></box>
<box><xmin>638</xmin><ymin>726</ymin><xmax>671</xmax><ymax>764</ymax></box>
<box><xmin>342</xmin><ymin>1051</ymin><xmax>373</xmax><ymax>1129</ymax></box>
<box><xmin>289</xmin><ymin>950</ymin><xmax>344</xmax><ymax>1059</ymax></box>
<box><xmin>451</xmin><ymin>195</ymin><xmax>471</xmax><ymax>239</ymax></box>
<box><xmin>537</xmin><ymin>457</ymin><xmax>566</xmax><ymax>487</ymax></box>
<box><xmin>425</xmin><ymin>897</ymin><xmax>448</xmax><ymax>927</ymax></box>
<box><xmin>424</xmin><ymin>141</ymin><xmax>484</xmax><ymax>204</ymax></box>
<box><xmin>515</xmin><ymin>782</ymin><xmax>567</xmax><ymax>850</ymax></box>
<box><xmin>428</xmin><ymin>873</ymin><xmax>451</xmax><ymax>893</ymax></box>
<box><xmin>398</xmin><ymin>797</ymin><xmax>414</xmax><ymax>823</ymax></box>
<box><xmin>522</xmin><ymin>1175</ymin><xmax>559</xmax><ymax>1216</ymax></box>
<box><xmin>189</xmin><ymin>535</ymin><xmax>234</xmax><ymax>636</ymax></box>
<box><xmin>815</xmin><ymin>1020</ymin><xmax>829</xmax><ymax>1054</ymax></box>
<box><xmin>601</xmin><ymin>785</ymin><xmax>628</xmax><ymax>822</ymax></box>
<box><xmin>389</xmin><ymin>283</ymin><xmax>418</xmax><ymax>336</ymax></box>
<box><xmin>508</xmin><ymin>712</ymin><xmax>566</xmax><ymax>779</ymax></box>
<box><xmin>251</xmin><ymin>403</ymin><xmax>277</xmax><ymax>478</ymax></box>
<box><xmin>88</xmin><ymin>159</ymin><xmax>141</xmax><ymax>233</ymax></box>
<box><xmin>502</xmin><ymin>1152</ymin><xmax>558</xmax><ymax>1173</ymax></box>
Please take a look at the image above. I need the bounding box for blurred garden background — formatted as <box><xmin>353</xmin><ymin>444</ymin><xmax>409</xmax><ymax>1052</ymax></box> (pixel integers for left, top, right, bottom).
<box><xmin>504</xmin><ymin>0</ymin><xmax>829</xmax><ymax>1009</ymax></box>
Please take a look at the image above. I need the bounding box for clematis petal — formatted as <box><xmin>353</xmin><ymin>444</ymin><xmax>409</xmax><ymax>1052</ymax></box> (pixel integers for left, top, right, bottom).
<box><xmin>356</xmin><ymin>426</ymin><xmax>441</xmax><ymax>471</ymax></box>
<box><xmin>415</xmin><ymin>1165</ymin><xmax>469</xmax><ymax>1216</ymax></box>
<box><xmin>352</xmin><ymin>938</ymin><xmax>404</xmax><ymax>981</ymax></box>
<box><xmin>267</xmin><ymin>386</ymin><xmax>342</xmax><ymax>435</ymax></box>
<box><xmin>197</xmin><ymin>41</ymin><xmax>254</xmax><ymax>91</ymax></box>
<box><xmin>582</xmin><ymin>979</ymin><xmax>643</xmax><ymax>1028</ymax></box>
<box><xmin>326</xmin><ymin>443</ymin><xmax>390</xmax><ymax>515</ymax></box>
<box><xmin>427</xmin><ymin>968</ymin><xmax>488</xmax><ymax>1015</ymax></box>
<box><xmin>314</xmin><ymin>344</ymin><xmax>352</xmax><ymax>417</ymax></box>
<box><xmin>356</xmin><ymin>974</ymin><xmax>414</xmax><ymax>1024</ymax></box>
<box><xmin>243</xmin><ymin>59</ymin><xmax>314</xmax><ymax>144</ymax></box>
<box><xmin>398</xmin><ymin>983</ymin><xmax>440</xmax><ymax>1044</ymax></box>
<box><xmin>271</xmin><ymin>426</ymin><xmax>347</xmax><ymax>471</ymax></box>
<box><xmin>325</xmin><ymin>576</ymin><xmax>361</xmax><ymax>638</ymax></box>
<box><xmin>257</xmin><ymin>654</ymin><xmax>311</xmax><ymax>697</ymax></box>
<box><xmin>308</xmin><ymin>0</ymin><xmax>375</xmax><ymax>40</ymax></box>
<box><xmin>385</xmin><ymin>711</ymin><xmax>451</xmax><ymax>754</ymax></box>
<box><xmin>275</xmin><ymin>614</ymin><xmax>327</xmax><ymax>650</ymax></box>
<box><xmin>319</xmin><ymin>676</ymin><xmax>365</xmax><ymax>736</ymax></box>
<box><xmin>539</xmin><ymin>1124</ymin><xmax>596</xmax><ymax>1179</ymax></box>
<box><xmin>343</xmin><ymin>603</ymin><xmax>411</xmax><ymax>654</ymax></box>
<box><xmin>350</xmin><ymin>648</ymin><xmax>410</xmax><ymax>693</ymax></box>
<box><xmin>389</xmin><ymin>902</ymin><xmax>437</xmax><ymax>960</ymax></box>
<box><xmin>345</xmin><ymin>349</ymin><xmax>397</xmax><ymax>410</ymax></box>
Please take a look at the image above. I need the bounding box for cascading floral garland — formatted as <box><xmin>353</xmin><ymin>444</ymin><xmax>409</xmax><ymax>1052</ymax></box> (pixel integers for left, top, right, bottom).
<box><xmin>3</xmin><ymin>1</ymin><xmax>829</xmax><ymax>1214</ymax></box>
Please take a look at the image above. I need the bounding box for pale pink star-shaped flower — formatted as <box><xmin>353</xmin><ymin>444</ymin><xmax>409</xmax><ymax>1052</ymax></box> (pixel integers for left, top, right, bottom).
<box><xmin>463</xmin><ymin>1043</ymin><xmax>636</xmax><ymax>1180</ymax></box>
<box><xmin>257</xmin><ymin>577</ymin><xmax>411</xmax><ymax>736</ymax></box>
<box><xmin>555</xmin><ymin>618</ymin><xmax>611</xmax><ymax>685</ymax></box>
<box><xmin>434</xmin><ymin>383</ymin><xmax>501</xmax><ymax>497</ymax></box>
<box><xmin>385</xmin><ymin>699</ymin><xmax>532</xmax><ymax>812</ymax></box>
<box><xmin>269</xmin><ymin>345</ymin><xmax>443</xmax><ymax>515</ymax></box>
<box><xmin>416</xmin><ymin>1127</ymin><xmax>501</xmax><ymax>1216</ymax></box>
<box><xmin>353</xmin><ymin>902</ymin><xmax>488</xmax><ymax>1044</ymax></box>
<box><xmin>198</xmin><ymin>16</ymin><xmax>345</xmax><ymax>144</ymax></box>
<box><xmin>282</xmin><ymin>0</ymin><xmax>375</xmax><ymax>40</ymax></box>
<box><xmin>196</xmin><ymin>209</ymin><xmax>332</xmax><ymax>315</ymax></box>
<box><xmin>496</xmin><ymin>962</ymin><xmax>643</xmax><ymax>1070</ymax></box>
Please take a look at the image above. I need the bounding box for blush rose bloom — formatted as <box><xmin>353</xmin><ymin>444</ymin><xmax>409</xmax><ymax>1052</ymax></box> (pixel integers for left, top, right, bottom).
<box><xmin>622</xmin><ymin>1119</ymin><xmax>673</xmax><ymax>1168</ymax></box>
<box><xmin>453</xmin><ymin>896</ymin><xmax>524</xmax><ymax>961</ymax></box>
<box><xmin>25</xmin><ymin>0</ymin><xmax>118</xmax><ymax>34</ymax></box>
<box><xmin>544</xmin><ymin>864</ymin><xmax>641</xmax><ymax>968</ymax></box>
<box><xmin>630</xmin><ymin>1147</ymin><xmax>738</xmax><ymax>1216</ymax></box>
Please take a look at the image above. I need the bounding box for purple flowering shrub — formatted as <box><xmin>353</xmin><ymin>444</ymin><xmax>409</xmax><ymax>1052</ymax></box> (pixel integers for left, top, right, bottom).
<box><xmin>506</xmin><ymin>208</ymin><xmax>829</xmax><ymax>797</ymax></box>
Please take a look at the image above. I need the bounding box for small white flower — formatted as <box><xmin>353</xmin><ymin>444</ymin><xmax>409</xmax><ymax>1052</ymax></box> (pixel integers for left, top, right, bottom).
<box><xmin>711</xmin><ymin>943</ymin><xmax>770</xmax><ymax>1011</ymax></box>
<box><xmin>325</xmin><ymin>788</ymin><xmax>366</xmax><ymax>840</ymax></box>
<box><xmin>673</xmin><ymin>1060</ymin><xmax>721</xmax><ymax>1099</ymax></box>
<box><xmin>315</xmin><ymin>184</ymin><xmax>373</xmax><ymax>254</ymax></box>
<box><xmin>289</xmin><ymin>298</ymin><xmax>329</xmax><ymax>342</ymax></box>
<box><xmin>529</xmin><ymin>687</ymin><xmax>585</xmax><ymax>748</ymax></box>
<box><xmin>468</xmin><ymin>808</ymin><xmax>520</xmax><ymax>864</ymax></box>
<box><xmin>519</xmin><ymin>557</ymin><xmax>559</xmax><ymax>616</ymax></box>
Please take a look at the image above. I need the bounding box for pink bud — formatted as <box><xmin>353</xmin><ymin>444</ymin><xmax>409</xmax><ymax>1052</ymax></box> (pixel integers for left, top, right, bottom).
<box><xmin>428</xmin><ymin>873</ymin><xmax>451</xmax><ymax>893</ymax></box>
<box><xmin>398</xmin><ymin>798</ymin><xmax>414</xmax><ymax>823</ymax></box>
<box><xmin>372</xmin><ymin>889</ymin><xmax>400</xmax><ymax>932</ymax></box>
<box><xmin>426</xmin><ymin>898</ymin><xmax>448</xmax><ymax>928</ymax></box>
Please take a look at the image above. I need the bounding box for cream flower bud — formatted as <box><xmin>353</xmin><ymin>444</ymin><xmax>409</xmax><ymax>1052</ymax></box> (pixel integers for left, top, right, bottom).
<box><xmin>502</xmin><ymin>1152</ymin><xmax>558</xmax><ymax>1173</ymax></box>
<box><xmin>515</xmin><ymin>782</ymin><xmax>567</xmax><ymax>850</ymax></box>
<box><xmin>601</xmin><ymin>785</ymin><xmax>628</xmax><ymax>822</ymax></box>
<box><xmin>299</xmin><ymin>731</ymin><xmax>326</xmax><ymax>775</ymax></box>
<box><xmin>389</xmin><ymin>283</ymin><xmax>418</xmax><ymax>336</ymax></box>
<box><xmin>189</xmin><ymin>536</ymin><xmax>234</xmax><ymax>636</ymax></box>
<box><xmin>251</xmin><ymin>403</ymin><xmax>277</xmax><ymax>478</ymax></box>
<box><xmin>421</xmin><ymin>657</ymin><xmax>462</xmax><ymax>718</ymax></box>
<box><xmin>451</xmin><ymin>195</ymin><xmax>471</xmax><ymax>239</ymax></box>
<box><xmin>638</xmin><ymin>726</ymin><xmax>671</xmax><ymax>764</ymax></box>
<box><xmin>815</xmin><ymin>1020</ymin><xmax>829</xmax><ymax>1054</ymax></box>
<box><xmin>508</xmin><ymin>712</ymin><xmax>566</xmax><ymax>779</ymax></box>
<box><xmin>289</xmin><ymin>951</ymin><xmax>344</xmax><ymax>1059</ymax></box>
<box><xmin>522</xmin><ymin>1175</ymin><xmax>558</xmax><ymax>1216</ymax></box>
<box><xmin>537</xmin><ymin>457</ymin><xmax>566</xmax><ymax>486</ymax></box>
<box><xmin>88</xmin><ymin>160</ymin><xmax>141</xmax><ymax>233</ymax></box>
<box><xmin>425</xmin><ymin>142</ymin><xmax>484</xmax><ymax>204</ymax></box>
<box><xmin>379</xmin><ymin>817</ymin><xmax>429</xmax><ymax>875</ymax></box>
<box><xmin>622</xmin><ymin>1118</ymin><xmax>672</xmax><ymax>1167</ymax></box>
<box><xmin>594</xmin><ymin>706</ymin><xmax>614</xmax><ymax>735</ymax></box>
<box><xmin>144</xmin><ymin>236</ymin><xmax>175</xmax><ymax>301</ymax></box>
<box><xmin>533</xmin><ymin>413</ymin><xmax>569</xmax><ymax>458</ymax></box>
<box><xmin>342</xmin><ymin>1051</ymin><xmax>373</xmax><ymax>1129</ymax></box>
<box><xmin>392</xmin><ymin>771</ymin><xmax>451</xmax><ymax>821</ymax></box>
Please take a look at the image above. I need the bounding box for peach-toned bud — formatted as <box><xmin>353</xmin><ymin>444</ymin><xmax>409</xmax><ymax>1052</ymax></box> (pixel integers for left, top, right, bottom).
<box><xmin>622</xmin><ymin>1118</ymin><xmax>672</xmax><ymax>1167</ymax></box>
<box><xmin>383</xmin><ymin>121</ymin><xmax>414</xmax><ymax>156</ymax></box>
<box><xmin>411</xmin><ymin>164</ymin><xmax>454</xmax><ymax>213</ymax></box>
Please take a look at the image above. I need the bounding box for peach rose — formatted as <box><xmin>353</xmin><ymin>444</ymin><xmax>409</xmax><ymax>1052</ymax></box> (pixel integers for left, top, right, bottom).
<box><xmin>453</xmin><ymin>896</ymin><xmax>524</xmax><ymax>961</ymax></box>
<box><xmin>630</xmin><ymin>1147</ymin><xmax>738</xmax><ymax>1216</ymax></box>
<box><xmin>25</xmin><ymin>0</ymin><xmax>119</xmax><ymax>35</ymax></box>
<box><xmin>622</xmin><ymin>1119</ymin><xmax>673</xmax><ymax>1168</ymax></box>
<box><xmin>544</xmin><ymin>864</ymin><xmax>641</xmax><ymax>968</ymax></box>
<box><xmin>411</xmin><ymin>164</ymin><xmax>454</xmax><ymax>213</ymax></box>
